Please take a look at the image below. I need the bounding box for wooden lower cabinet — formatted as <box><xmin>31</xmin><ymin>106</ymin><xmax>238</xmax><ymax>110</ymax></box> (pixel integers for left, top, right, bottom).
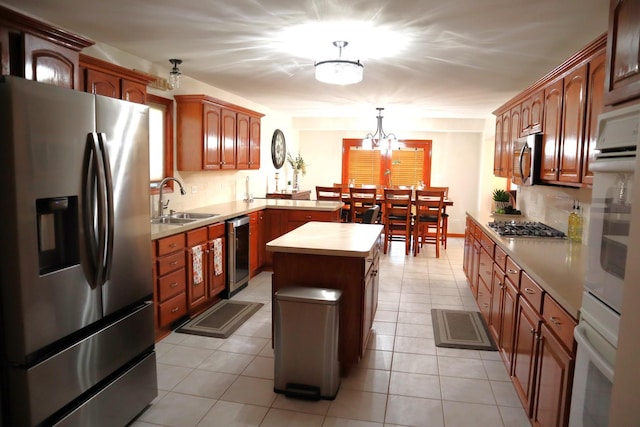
<box><xmin>207</xmin><ymin>222</ymin><xmax>226</xmax><ymax>299</ymax></box>
<box><xmin>186</xmin><ymin>227</ymin><xmax>209</xmax><ymax>310</ymax></box>
<box><xmin>532</xmin><ymin>324</ymin><xmax>575</xmax><ymax>427</ymax></box>
<box><xmin>153</xmin><ymin>233</ymin><xmax>187</xmax><ymax>340</ymax></box>
<box><xmin>463</xmin><ymin>215</ymin><xmax>577</xmax><ymax>427</ymax></box>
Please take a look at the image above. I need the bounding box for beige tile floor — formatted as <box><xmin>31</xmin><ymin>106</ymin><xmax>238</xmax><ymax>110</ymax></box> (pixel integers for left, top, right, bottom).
<box><xmin>131</xmin><ymin>238</ymin><xmax>531</xmax><ymax>427</ymax></box>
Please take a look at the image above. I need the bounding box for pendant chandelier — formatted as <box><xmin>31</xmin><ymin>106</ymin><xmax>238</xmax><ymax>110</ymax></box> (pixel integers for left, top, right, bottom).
<box><xmin>314</xmin><ymin>41</ymin><xmax>363</xmax><ymax>85</ymax></box>
<box><xmin>168</xmin><ymin>59</ymin><xmax>182</xmax><ymax>90</ymax></box>
<box><xmin>362</xmin><ymin>107</ymin><xmax>398</xmax><ymax>150</ymax></box>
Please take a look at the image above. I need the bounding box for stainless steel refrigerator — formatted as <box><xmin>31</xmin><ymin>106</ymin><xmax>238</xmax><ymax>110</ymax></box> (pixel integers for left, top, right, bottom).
<box><xmin>0</xmin><ymin>76</ymin><xmax>157</xmax><ymax>426</ymax></box>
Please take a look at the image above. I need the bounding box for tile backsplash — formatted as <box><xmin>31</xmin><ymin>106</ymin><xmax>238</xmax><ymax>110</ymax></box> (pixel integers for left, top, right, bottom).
<box><xmin>516</xmin><ymin>185</ymin><xmax>592</xmax><ymax>244</ymax></box>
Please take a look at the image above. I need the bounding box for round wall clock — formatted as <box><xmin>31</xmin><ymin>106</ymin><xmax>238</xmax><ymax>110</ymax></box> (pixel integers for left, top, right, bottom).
<box><xmin>271</xmin><ymin>129</ymin><xmax>286</xmax><ymax>169</ymax></box>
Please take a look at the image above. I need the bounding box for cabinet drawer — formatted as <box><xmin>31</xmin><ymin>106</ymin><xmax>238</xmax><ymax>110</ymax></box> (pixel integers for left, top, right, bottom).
<box><xmin>505</xmin><ymin>257</ymin><xmax>522</xmax><ymax>287</ymax></box>
<box><xmin>478</xmin><ymin>247</ymin><xmax>493</xmax><ymax>288</ymax></box>
<box><xmin>480</xmin><ymin>232</ymin><xmax>495</xmax><ymax>257</ymax></box>
<box><xmin>473</xmin><ymin>224</ymin><xmax>483</xmax><ymax>240</ymax></box>
<box><xmin>520</xmin><ymin>271</ymin><xmax>544</xmax><ymax>312</ymax></box>
<box><xmin>494</xmin><ymin>246</ymin><xmax>507</xmax><ymax>272</ymax></box>
<box><xmin>186</xmin><ymin>227</ymin><xmax>208</xmax><ymax>247</ymax></box>
<box><xmin>477</xmin><ymin>279</ymin><xmax>492</xmax><ymax>321</ymax></box>
<box><xmin>287</xmin><ymin>209</ymin><xmax>336</xmax><ymax>222</ymax></box>
<box><xmin>157</xmin><ymin>250</ymin><xmax>185</xmax><ymax>276</ymax></box>
<box><xmin>158</xmin><ymin>292</ymin><xmax>187</xmax><ymax>327</ymax></box>
<box><xmin>156</xmin><ymin>233</ymin><xmax>185</xmax><ymax>257</ymax></box>
<box><xmin>543</xmin><ymin>294</ymin><xmax>576</xmax><ymax>353</ymax></box>
<box><xmin>158</xmin><ymin>268</ymin><xmax>186</xmax><ymax>302</ymax></box>
<box><xmin>208</xmin><ymin>221</ymin><xmax>225</xmax><ymax>239</ymax></box>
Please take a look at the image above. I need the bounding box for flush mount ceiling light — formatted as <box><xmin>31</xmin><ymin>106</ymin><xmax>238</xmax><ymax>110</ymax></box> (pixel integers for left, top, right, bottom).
<box><xmin>314</xmin><ymin>41</ymin><xmax>363</xmax><ymax>85</ymax></box>
<box><xmin>363</xmin><ymin>107</ymin><xmax>398</xmax><ymax>151</ymax></box>
<box><xmin>168</xmin><ymin>59</ymin><xmax>182</xmax><ymax>90</ymax></box>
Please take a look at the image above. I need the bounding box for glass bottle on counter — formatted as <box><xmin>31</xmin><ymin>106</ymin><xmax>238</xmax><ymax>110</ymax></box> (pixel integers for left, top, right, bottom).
<box><xmin>568</xmin><ymin>201</ymin><xmax>578</xmax><ymax>240</ymax></box>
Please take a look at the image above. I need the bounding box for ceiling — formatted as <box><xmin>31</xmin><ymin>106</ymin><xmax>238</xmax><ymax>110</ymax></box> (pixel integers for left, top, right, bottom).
<box><xmin>2</xmin><ymin>0</ymin><xmax>608</xmax><ymax>119</ymax></box>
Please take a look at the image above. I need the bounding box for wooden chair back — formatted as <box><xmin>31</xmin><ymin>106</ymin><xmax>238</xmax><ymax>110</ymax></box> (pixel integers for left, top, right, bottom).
<box><xmin>315</xmin><ymin>186</ymin><xmax>342</xmax><ymax>201</ymax></box>
<box><xmin>413</xmin><ymin>188</ymin><xmax>445</xmax><ymax>257</ymax></box>
<box><xmin>382</xmin><ymin>188</ymin><xmax>413</xmax><ymax>255</ymax></box>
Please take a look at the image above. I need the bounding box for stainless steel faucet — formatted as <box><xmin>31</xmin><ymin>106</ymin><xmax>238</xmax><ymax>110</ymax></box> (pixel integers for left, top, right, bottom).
<box><xmin>157</xmin><ymin>177</ymin><xmax>186</xmax><ymax>217</ymax></box>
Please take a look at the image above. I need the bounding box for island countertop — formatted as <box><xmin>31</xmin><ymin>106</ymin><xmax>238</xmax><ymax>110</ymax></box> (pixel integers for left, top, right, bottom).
<box><xmin>266</xmin><ymin>222</ymin><xmax>384</xmax><ymax>257</ymax></box>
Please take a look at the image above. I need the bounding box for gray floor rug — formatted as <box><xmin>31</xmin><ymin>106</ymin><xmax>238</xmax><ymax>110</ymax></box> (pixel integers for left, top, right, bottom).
<box><xmin>432</xmin><ymin>308</ymin><xmax>497</xmax><ymax>351</ymax></box>
<box><xmin>176</xmin><ymin>300</ymin><xmax>263</xmax><ymax>339</ymax></box>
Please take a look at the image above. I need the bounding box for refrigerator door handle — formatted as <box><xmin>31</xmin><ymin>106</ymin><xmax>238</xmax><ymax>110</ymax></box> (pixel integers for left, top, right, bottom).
<box><xmin>82</xmin><ymin>132</ymin><xmax>108</xmax><ymax>288</ymax></box>
<box><xmin>96</xmin><ymin>132</ymin><xmax>114</xmax><ymax>283</ymax></box>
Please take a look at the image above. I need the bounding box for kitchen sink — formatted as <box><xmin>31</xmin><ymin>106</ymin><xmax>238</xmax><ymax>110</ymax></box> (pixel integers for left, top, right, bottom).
<box><xmin>169</xmin><ymin>212</ymin><xmax>219</xmax><ymax>219</ymax></box>
<box><xmin>150</xmin><ymin>216</ymin><xmax>195</xmax><ymax>225</ymax></box>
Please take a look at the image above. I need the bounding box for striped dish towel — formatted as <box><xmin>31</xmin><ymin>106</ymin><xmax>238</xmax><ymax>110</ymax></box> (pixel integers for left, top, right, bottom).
<box><xmin>192</xmin><ymin>245</ymin><xmax>203</xmax><ymax>284</ymax></box>
<box><xmin>213</xmin><ymin>238</ymin><xmax>223</xmax><ymax>276</ymax></box>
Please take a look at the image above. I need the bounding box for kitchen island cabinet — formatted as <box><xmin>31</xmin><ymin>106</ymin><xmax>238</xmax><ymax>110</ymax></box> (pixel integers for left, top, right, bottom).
<box><xmin>267</xmin><ymin>221</ymin><xmax>383</xmax><ymax>376</ymax></box>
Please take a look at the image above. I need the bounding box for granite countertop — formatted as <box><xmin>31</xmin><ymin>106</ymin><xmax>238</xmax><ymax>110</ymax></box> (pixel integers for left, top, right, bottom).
<box><xmin>151</xmin><ymin>199</ymin><xmax>342</xmax><ymax>240</ymax></box>
<box><xmin>469</xmin><ymin>211</ymin><xmax>586</xmax><ymax>319</ymax></box>
<box><xmin>266</xmin><ymin>222</ymin><xmax>383</xmax><ymax>257</ymax></box>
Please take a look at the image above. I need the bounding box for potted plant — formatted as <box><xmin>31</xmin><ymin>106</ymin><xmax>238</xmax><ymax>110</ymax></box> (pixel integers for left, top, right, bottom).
<box><xmin>492</xmin><ymin>189</ymin><xmax>511</xmax><ymax>213</ymax></box>
<box><xmin>287</xmin><ymin>152</ymin><xmax>306</xmax><ymax>191</ymax></box>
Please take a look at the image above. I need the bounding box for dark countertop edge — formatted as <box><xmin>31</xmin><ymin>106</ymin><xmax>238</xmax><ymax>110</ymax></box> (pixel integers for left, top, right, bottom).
<box><xmin>466</xmin><ymin>211</ymin><xmax>584</xmax><ymax>320</ymax></box>
<box><xmin>151</xmin><ymin>200</ymin><xmax>342</xmax><ymax>240</ymax></box>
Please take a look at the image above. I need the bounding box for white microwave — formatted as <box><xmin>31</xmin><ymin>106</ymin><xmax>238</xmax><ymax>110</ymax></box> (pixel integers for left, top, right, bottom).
<box><xmin>512</xmin><ymin>134</ymin><xmax>543</xmax><ymax>186</ymax></box>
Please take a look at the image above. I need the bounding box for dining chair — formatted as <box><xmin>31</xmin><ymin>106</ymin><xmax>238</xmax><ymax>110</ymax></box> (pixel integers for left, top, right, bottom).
<box><xmin>349</xmin><ymin>187</ymin><xmax>378</xmax><ymax>223</ymax></box>
<box><xmin>361</xmin><ymin>205</ymin><xmax>380</xmax><ymax>224</ymax></box>
<box><xmin>429</xmin><ymin>186</ymin><xmax>449</xmax><ymax>249</ymax></box>
<box><xmin>413</xmin><ymin>188</ymin><xmax>445</xmax><ymax>258</ymax></box>
<box><xmin>382</xmin><ymin>188</ymin><xmax>413</xmax><ymax>255</ymax></box>
<box><xmin>316</xmin><ymin>185</ymin><xmax>349</xmax><ymax>222</ymax></box>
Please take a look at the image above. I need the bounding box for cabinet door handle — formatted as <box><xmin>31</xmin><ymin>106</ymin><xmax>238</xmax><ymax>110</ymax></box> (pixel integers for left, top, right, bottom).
<box><xmin>524</xmin><ymin>287</ymin><xmax>536</xmax><ymax>295</ymax></box>
<box><xmin>170</xmin><ymin>261</ymin><xmax>178</xmax><ymax>266</ymax></box>
<box><xmin>508</xmin><ymin>269</ymin><xmax>518</xmax><ymax>274</ymax></box>
<box><xmin>482</xmin><ymin>303</ymin><xmax>489</xmax><ymax>308</ymax></box>
<box><xmin>169</xmin><ymin>243</ymin><xmax>177</xmax><ymax>248</ymax></box>
<box><xmin>530</xmin><ymin>328</ymin><xmax>536</xmax><ymax>335</ymax></box>
<box><xmin>170</xmin><ymin>282</ymin><xmax>178</xmax><ymax>288</ymax></box>
<box><xmin>550</xmin><ymin>316</ymin><xmax>561</xmax><ymax>325</ymax></box>
<box><xmin>171</xmin><ymin>307</ymin><xmax>179</xmax><ymax>313</ymax></box>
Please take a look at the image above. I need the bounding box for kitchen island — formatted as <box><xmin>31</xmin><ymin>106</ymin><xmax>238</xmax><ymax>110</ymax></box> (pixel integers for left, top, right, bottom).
<box><xmin>266</xmin><ymin>221</ymin><xmax>383</xmax><ymax>376</ymax></box>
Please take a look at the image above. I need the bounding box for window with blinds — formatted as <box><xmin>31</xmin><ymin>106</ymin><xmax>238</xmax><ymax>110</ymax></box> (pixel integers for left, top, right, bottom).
<box><xmin>391</xmin><ymin>148</ymin><xmax>425</xmax><ymax>187</ymax></box>
<box><xmin>348</xmin><ymin>147</ymin><xmax>382</xmax><ymax>186</ymax></box>
<box><xmin>342</xmin><ymin>139</ymin><xmax>432</xmax><ymax>188</ymax></box>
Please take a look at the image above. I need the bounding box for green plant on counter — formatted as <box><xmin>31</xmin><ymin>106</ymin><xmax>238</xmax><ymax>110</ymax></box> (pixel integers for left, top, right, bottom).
<box><xmin>492</xmin><ymin>189</ymin><xmax>510</xmax><ymax>202</ymax></box>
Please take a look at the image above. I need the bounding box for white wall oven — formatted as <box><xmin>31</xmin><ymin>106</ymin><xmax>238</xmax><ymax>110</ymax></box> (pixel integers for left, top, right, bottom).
<box><xmin>569</xmin><ymin>104</ymin><xmax>639</xmax><ymax>427</ymax></box>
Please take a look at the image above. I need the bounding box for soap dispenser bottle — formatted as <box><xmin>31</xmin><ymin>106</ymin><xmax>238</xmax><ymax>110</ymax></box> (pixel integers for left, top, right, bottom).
<box><xmin>574</xmin><ymin>202</ymin><xmax>583</xmax><ymax>243</ymax></box>
<box><xmin>568</xmin><ymin>201</ymin><xmax>577</xmax><ymax>240</ymax></box>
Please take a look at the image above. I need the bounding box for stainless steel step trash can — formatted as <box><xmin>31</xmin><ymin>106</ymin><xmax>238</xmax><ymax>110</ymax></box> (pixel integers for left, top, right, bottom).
<box><xmin>274</xmin><ymin>286</ymin><xmax>342</xmax><ymax>400</ymax></box>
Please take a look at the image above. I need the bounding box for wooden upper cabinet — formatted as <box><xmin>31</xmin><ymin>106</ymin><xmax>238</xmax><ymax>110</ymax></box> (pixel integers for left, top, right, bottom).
<box><xmin>558</xmin><ymin>63</ymin><xmax>588</xmax><ymax>184</ymax></box>
<box><xmin>604</xmin><ymin>0</ymin><xmax>640</xmax><ymax>105</ymax></box>
<box><xmin>221</xmin><ymin>108</ymin><xmax>237</xmax><ymax>169</ymax></box>
<box><xmin>79</xmin><ymin>55</ymin><xmax>154</xmax><ymax>104</ymax></box>
<box><xmin>0</xmin><ymin>5</ymin><xmax>94</xmax><ymax>88</ymax></box>
<box><xmin>250</xmin><ymin>116</ymin><xmax>261</xmax><ymax>169</ymax></box>
<box><xmin>236</xmin><ymin>113</ymin><xmax>251</xmax><ymax>169</ymax></box>
<box><xmin>237</xmin><ymin>114</ymin><xmax>262</xmax><ymax>170</ymax></box>
<box><xmin>540</xmin><ymin>79</ymin><xmax>564</xmax><ymax>182</ymax></box>
<box><xmin>494</xmin><ymin>111</ymin><xmax>510</xmax><ymax>177</ymax></box>
<box><xmin>583</xmin><ymin>51</ymin><xmax>606</xmax><ymax>185</ymax></box>
<box><xmin>203</xmin><ymin>102</ymin><xmax>222</xmax><ymax>170</ymax></box>
<box><xmin>176</xmin><ymin>94</ymin><xmax>263</xmax><ymax>171</ymax></box>
<box><xmin>493</xmin><ymin>115</ymin><xmax>504</xmax><ymax>176</ymax></box>
<box><xmin>520</xmin><ymin>89</ymin><xmax>544</xmax><ymax>136</ymax></box>
<box><xmin>85</xmin><ymin>68</ymin><xmax>120</xmax><ymax>98</ymax></box>
<box><xmin>508</xmin><ymin>105</ymin><xmax>521</xmax><ymax>178</ymax></box>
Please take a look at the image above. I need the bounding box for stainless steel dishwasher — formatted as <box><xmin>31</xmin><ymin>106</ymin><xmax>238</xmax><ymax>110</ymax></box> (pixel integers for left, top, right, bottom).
<box><xmin>225</xmin><ymin>216</ymin><xmax>250</xmax><ymax>298</ymax></box>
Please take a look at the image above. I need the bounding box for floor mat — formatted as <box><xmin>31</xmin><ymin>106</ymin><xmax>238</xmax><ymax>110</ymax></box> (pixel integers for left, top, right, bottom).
<box><xmin>176</xmin><ymin>300</ymin><xmax>263</xmax><ymax>339</ymax></box>
<box><xmin>432</xmin><ymin>308</ymin><xmax>497</xmax><ymax>351</ymax></box>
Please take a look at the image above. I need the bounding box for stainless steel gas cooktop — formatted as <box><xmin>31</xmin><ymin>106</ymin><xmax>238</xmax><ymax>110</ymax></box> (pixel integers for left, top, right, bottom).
<box><xmin>487</xmin><ymin>221</ymin><xmax>566</xmax><ymax>238</ymax></box>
